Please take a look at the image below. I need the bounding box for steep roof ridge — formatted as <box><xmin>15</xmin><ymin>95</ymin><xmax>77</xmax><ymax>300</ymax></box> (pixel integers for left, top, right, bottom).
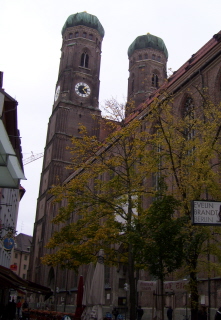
<box><xmin>15</xmin><ymin>233</ymin><xmax>32</xmax><ymax>252</ymax></box>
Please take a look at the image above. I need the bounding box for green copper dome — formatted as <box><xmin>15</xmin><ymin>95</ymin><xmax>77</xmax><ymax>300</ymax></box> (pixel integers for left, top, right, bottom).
<box><xmin>128</xmin><ymin>34</ymin><xmax>168</xmax><ymax>59</ymax></box>
<box><xmin>62</xmin><ymin>12</ymin><xmax>105</xmax><ymax>38</ymax></box>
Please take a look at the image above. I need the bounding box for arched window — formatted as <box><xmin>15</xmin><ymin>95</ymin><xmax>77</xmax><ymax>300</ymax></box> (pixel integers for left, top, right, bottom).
<box><xmin>89</xmin><ymin>34</ymin><xmax>93</xmax><ymax>40</ymax></box>
<box><xmin>139</xmin><ymin>54</ymin><xmax>142</xmax><ymax>60</ymax></box>
<box><xmin>131</xmin><ymin>73</ymin><xmax>135</xmax><ymax>93</ymax></box>
<box><xmin>83</xmin><ymin>32</ymin><xmax>87</xmax><ymax>38</ymax></box>
<box><xmin>69</xmin><ymin>33</ymin><xmax>73</xmax><ymax>39</ymax></box>
<box><xmin>152</xmin><ymin>74</ymin><xmax>159</xmax><ymax>88</ymax></box>
<box><xmin>152</xmin><ymin>54</ymin><xmax>156</xmax><ymax>60</ymax></box>
<box><xmin>184</xmin><ymin>97</ymin><xmax>194</xmax><ymax>140</ymax></box>
<box><xmin>144</xmin><ymin>53</ymin><xmax>148</xmax><ymax>59</ymax></box>
<box><xmin>75</xmin><ymin>31</ymin><xmax>79</xmax><ymax>38</ymax></box>
<box><xmin>80</xmin><ymin>52</ymin><xmax>89</xmax><ymax>68</ymax></box>
<box><xmin>132</xmin><ymin>79</ymin><xmax>134</xmax><ymax>92</ymax></box>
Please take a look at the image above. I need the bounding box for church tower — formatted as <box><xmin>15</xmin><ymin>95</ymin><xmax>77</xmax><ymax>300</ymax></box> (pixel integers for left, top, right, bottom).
<box><xmin>127</xmin><ymin>33</ymin><xmax>168</xmax><ymax>114</ymax></box>
<box><xmin>28</xmin><ymin>12</ymin><xmax>104</xmax><ymax>285</ymax></box>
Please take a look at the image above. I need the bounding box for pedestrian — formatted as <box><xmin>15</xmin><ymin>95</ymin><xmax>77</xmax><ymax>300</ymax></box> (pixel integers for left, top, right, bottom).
<box><xmin>167</xmin><ymin>306</ymin><xmax>173</xmax><ymax>320</ymax></box>
<box><xmin>112</xmin><ymin>307</ymin><xmax>119</xmax><ymax>320</ymax></box>
<box><xmin>215</xmin><ymin>307</ymin><xmax>221</xmax><ymax>320</ymax></box>
<box><xmin>137</xmin><ymin>306</ymin><xmax>144</xmax><ymax>320</ymax></box>
<box><xmin>7</xmin><ymin>298</ymin><xmax>16</xmax><ymax>320</ymax></box>
<box><xmin>16</xmin><ymin>299</ymin><xmax>22</xmax><ymax>318</ymax></box>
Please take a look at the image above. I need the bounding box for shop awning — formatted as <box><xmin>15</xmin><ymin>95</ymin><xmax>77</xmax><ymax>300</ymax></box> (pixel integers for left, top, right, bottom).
<box><xmin>0</xmin><ymin>119</ymin><xmax>26</xmax><ymax>188</ymax></box>
<box><xmin>0</xmin><ymin>265</ymin><xmax>52</xmax><ymax>297</ymax></box>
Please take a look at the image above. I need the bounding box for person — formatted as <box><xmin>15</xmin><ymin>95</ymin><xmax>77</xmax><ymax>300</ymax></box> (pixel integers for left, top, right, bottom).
<box><xmin>137</xmin><ymin>306</ymin><xmax>144</xmax><ymax>320</ymax></box>
<box><xmin>167</xmin><ymin>306</ymin><xmax>173</xmax><ymax>320</ymax></box>
<box><xmin>16</xmin><ymin>299</ymin><xmax>22</xmax><ymax>318</ymax></box>
<box><xmin>112</xmin><ymin>307</ymin><xmax>119</xmax><ymax>320</ymax></box>
<box><xmin>7</xmin><ymin>298</ymin><xmax>16</xmax><ymax>320</ymax></box>
<box><xmin>215</xmin><ymin>307</ymin><xmax>221</xmax><ymax>320</ymax></box>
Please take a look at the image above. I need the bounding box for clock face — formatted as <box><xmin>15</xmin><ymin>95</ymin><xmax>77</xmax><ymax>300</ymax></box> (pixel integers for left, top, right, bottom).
<box><xmin>75</xmin><ymin>82</ymin><xmax>91</xmax><ymax>97</ymax></box>
<box><xmin>54</xmin><ymin>85</ymin><xmax>60</xmax><ymax>101</ymax></box>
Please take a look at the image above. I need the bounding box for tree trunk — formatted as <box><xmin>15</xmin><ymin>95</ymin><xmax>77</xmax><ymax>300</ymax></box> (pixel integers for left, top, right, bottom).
<box><xmin>190</xmin><ymin>270</ymin><xmax>198</xmax><ymax>320</ymax></box>
<box><xmin>128</xmin><ymin>244</ymin><xmax>136</xmax><ymax>320</ymax></box>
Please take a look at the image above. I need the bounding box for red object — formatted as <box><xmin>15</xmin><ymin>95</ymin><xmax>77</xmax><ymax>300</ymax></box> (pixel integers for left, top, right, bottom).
<box><xmin>10</xmin><ymin>264</ymin><xmax>17</xmax><ymax>271</ymax></box>
<box><xmin>75</xmin><ymin>275</ymin><xmax>84</xmax><ymax>319</ymax></box>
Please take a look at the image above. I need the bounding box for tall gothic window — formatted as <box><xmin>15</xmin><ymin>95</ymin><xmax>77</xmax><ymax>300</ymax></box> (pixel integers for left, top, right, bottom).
<box><xmin>131</xmin><ymin>74</ymin><xmax>135</xmax><ymax>93</ymax></box>
<box><xmin>152</xmin><ymin>74</ymin><xmax>159</xmax><ymax>88</ymax></box>
<box><xmin>80</xmin><ymin>52</ymin><xmax>89</xmax><ymax>68</ymax></box>
<box><xmin>184</xmin><ymin>97</ymin><xmax>195</xmax><ymax>141</ymax></box>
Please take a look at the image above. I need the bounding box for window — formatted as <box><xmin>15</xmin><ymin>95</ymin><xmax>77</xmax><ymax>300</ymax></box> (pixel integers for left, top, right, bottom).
<box><xmin>139</xmin><ymin>54</ymin><xmax>142</xmax><ymax>60</ymax></box>
<box><xmin>131</xmin><ymin>79</ymin><xmax>134</xmax><ymax>92</ymax></box>
<box><xmin>152</xmin><ymin>54</ymin><xmax>156</xmax><ymax>60</ymax></box>
<box><xmin>15</xmin><ymin>253</ymin><xmax>18</xmax><ymax>259</ymax></box>
<box><xmin>152</xmin><ymin>74</ymin><xmax>159</xmax><ymax>88</ymax></box>
<box><xmin>184</xmin><ymin>97</ymin><xmax>195</xmax><ymax>140</ymax></box>
<box><xmin>157</xmin><ymin>56</ymin><xmax>161</xmax><ymax>62</ymax></box>
<box><xmin>83</xmin><ymin>32</ymin><xmax>87</xmax><ymax>38</ymax></box>
<box><xmin>80</xmin><ymin>52</ymin><xmax>89</xmax><ymax>68</ymax></box>
<box><xmin>24</xmin><ymin>264</ymin><xmax>27</xmax><ymax>270</ymax></box>
<box><xmin>69</xmin><ymin>33</ymin><xmax>73</xmax><ymax>39</ymax></box>
<box><xmin>144</xmin><ymin>53</ymin><xmax>148</xmax><ymax>59</ymax></box>
<box><xmin>23</xmin><ymin>274</ymin><xmax>26</xmax><ymax>279</ymax></box>
<box><xmin>119</xmin><ymin>278</ymin><xmax>126</xmax><ymax>289</ymax></box>
<box><xmin>89</xmin><ymin>34</ymin><xmax>93</xmax><ymax>40</ymax></box>
<box><xmin>24</xmin><ymin>255</ymin><xmax>28</xmax><ymax>260</ymax></box>
<box><xmin>75</xmin><ymin>31</ymin><xmax>79</xmax><ymax>38</ymax></box>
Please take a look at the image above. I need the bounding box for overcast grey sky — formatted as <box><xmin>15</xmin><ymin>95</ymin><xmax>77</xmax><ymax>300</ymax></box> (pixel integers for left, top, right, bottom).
<box><xmin>1</xmin><ymin>0</ymin><xmax>221</xmax><ymax>236</ymax></box>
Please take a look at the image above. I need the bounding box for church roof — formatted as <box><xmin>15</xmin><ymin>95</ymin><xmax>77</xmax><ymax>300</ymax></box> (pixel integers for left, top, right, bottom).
<box><xmin>62</xmin><ymin>12</ymin><xmax>105</xmax><ymax>38</ymax></box>
<box><xmin>128</xmin><ymin>33</ymin><xmax>168</xmax><ymax>59</ymax></box>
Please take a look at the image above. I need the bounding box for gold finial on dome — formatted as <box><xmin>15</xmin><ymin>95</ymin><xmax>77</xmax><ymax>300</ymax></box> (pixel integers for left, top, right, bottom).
<box><xmin>84</xmin><ymin>11</ymin><xmax>87</xmax><ymax>12</ymax></box>
<box><xmin>147</xmin><ymin>32</ymin><xmax>150</xmax><ymax>34</ymax></box>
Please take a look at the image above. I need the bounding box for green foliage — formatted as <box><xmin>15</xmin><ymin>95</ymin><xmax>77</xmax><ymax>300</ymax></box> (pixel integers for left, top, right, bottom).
<box><xmin>138</xmin><ymin>193</ymin><xmax>185</xmax><ymax>280</ymax></box>
<box><xmin>42</xmin><ymin>93</ymin><xmax>221</xmax><ymax>318</ymax></box>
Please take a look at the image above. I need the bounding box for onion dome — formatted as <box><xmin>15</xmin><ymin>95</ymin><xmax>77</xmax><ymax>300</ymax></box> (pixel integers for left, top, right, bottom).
<box><xmin>128</xmin><ymin>33</ymin><xmax>168</xmax><ymax>59</ymax></box>
<box><xmin>62</xmin><ymin>12</ymin><xmax>105</xmax><ymax>38</ymax></box>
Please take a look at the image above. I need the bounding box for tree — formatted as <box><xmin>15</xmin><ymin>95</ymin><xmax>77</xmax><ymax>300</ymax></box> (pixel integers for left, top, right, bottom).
<box><xmin>42</xmin><ymin>90</ymin><xmax>221</xmax><ymax>320</ymax></box>
<box><xmin>135</xmin><ymin>189</ymin><xmax>185</xmax><ymax>320</ymax></box>
<box><xmin>42</xmin><ymin>100</ymin><xmax>156</xmax><ymax>320</ymax></box>
<box><xmin>145</xmin><ymin>88</ymin><xmax>221</xmax><ymax>320</ymax></box>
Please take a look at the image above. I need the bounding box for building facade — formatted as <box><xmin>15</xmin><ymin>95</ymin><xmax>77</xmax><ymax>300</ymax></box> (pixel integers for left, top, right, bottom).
<box><xmin>0</xmin><ymin>72</ymin><xmax>26</xmax><ymax>269</ymax></box>
<box><xmin>10</xmin><ymin>233</ymin><xmax>32</xmax><ymax>280</ymax></box>
<box><xmin>28</xmin><ymin>11</ymin><xmax>221</xmax><ymax>317</ymax></box>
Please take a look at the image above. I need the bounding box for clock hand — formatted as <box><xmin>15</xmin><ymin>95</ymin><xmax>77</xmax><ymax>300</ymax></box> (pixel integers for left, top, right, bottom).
<box><xmin>83</xmin><ymin>87</ymin><xmax>87</xmax><ymax>93</ymax></box>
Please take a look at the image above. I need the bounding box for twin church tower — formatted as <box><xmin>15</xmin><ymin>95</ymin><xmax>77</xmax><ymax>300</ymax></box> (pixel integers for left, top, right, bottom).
<box><xmin>29</xmin><ymin>12</ymin><xmax>168</xmax><ymax>286</ymax></box>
